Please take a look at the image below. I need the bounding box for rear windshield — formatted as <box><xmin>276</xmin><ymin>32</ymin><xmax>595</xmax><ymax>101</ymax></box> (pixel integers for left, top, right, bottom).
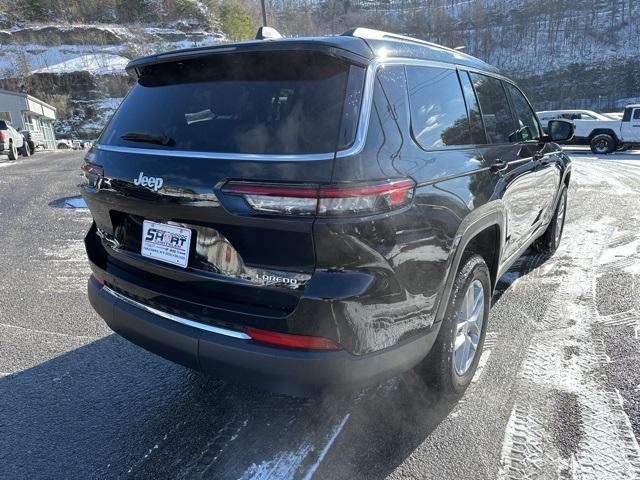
<box><xmin>100</xmin><ymin>51</ymin><xmax>365</xmax><ymax>155</ymax></box>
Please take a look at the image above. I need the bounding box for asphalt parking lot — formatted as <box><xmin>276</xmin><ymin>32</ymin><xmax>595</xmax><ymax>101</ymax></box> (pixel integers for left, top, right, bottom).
<box><xmin>1</xmin><ymin>149</ymin><xmax>640</xmax><ymax>479</ymax></box>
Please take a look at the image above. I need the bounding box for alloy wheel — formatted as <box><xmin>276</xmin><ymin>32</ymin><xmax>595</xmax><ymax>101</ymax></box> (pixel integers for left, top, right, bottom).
<box><xmin>554</xmin><ymin>191</ymin><xmax>567</xmax><ymax>246</ymax></box>
<box><xmin>594</xmin><ymin>139</ymin><xmax>608</xmax><ymax>153</ymax></box>
<box><xmin>453</xmin><ymin>279</ymin><xmax>484</xmax><ymax>376</ymax></box>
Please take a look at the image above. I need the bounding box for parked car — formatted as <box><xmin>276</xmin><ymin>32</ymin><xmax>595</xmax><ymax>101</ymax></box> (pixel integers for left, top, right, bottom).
<box><xmin>536</xmin><ymin>109</ymin><xmax>611</xmax><ymax>134</ymax></box>
<box><xmin>81</xmin><ymin>27</ymin><xmax>573</xmax><ymax>396</ymax></box>
<box><xmin>537</xmin><ymin>109</ymin><xmax>610</xmax><ymax>123</ymax></box>
<box><xmin>570</xmin><ymin>104</ymin><xmax>640</xmax><ymax>153</ymax></box>
<box><xmin>57</xmin><ymin>139</ymin><xmax>73</xmax><ymax>149</ymax></box>
<box><xmin>21</xmin><ymin>129</ymin><xmax>45</xmax><ymax>154</ymax></box>
<box><xmin>603</xmin><ymin>112</ymin><xmax>624</xmax><ymax>121</ymax></box>
<box><xmin>0</xmin><ymin>120</ymin><xmax>29</xmax><ymax>160</ymax></box>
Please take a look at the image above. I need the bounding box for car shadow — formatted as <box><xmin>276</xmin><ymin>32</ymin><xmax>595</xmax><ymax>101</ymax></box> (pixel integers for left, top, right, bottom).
<box><xmin>492</xmin><ymin>249</ymin><xmax>552</xmax><ymax>304</ymax></box>
<box><xmin>48</xmin><ymin>195</ymin><xmax>88</xmax><ymax>209</ymax></box>
<box><xmin>0</xmin><ymin>332</ymin><xmax>459</xmax><ymax>479</ymax></box>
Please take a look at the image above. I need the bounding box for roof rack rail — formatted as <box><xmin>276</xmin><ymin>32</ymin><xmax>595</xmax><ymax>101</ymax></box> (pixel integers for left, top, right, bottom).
<box><xmin>341</xmin><ymin>27</ymin><xmax>463</xmax><ymax>56</ymax></box>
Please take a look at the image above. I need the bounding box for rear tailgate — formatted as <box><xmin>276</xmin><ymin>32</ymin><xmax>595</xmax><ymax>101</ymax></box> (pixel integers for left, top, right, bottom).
<box><xmin>82</xmin><ymin>48</ymin><xmax>366</xmax><ymax>324</ymax></box>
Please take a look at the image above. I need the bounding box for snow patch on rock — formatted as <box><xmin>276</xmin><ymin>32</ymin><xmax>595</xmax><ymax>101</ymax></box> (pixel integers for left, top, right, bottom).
<box><xmin>31</xmin><ymin>54</ymin><xmax>129</xmax><ymax>75</ymax></box>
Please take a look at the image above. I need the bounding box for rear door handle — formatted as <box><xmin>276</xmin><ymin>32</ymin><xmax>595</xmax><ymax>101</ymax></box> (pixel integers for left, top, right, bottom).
<box><xmin>490</xmin><ymin>159</ymin><xmax>508</xmax><ymax>171</ymax></box>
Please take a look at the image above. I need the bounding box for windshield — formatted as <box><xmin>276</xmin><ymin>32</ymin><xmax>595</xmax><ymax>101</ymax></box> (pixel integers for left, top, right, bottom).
<box><xmin>99</xmin><ymin>51</ymin><xmax>365</xmax><ymax>155</ymax></box>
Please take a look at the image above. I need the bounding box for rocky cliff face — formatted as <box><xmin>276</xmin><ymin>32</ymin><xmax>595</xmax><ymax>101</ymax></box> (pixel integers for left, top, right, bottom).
<box><xmin>0</xmin><ymin>16</ymin><xmax>223</xmax><ymax>138</ymax></box>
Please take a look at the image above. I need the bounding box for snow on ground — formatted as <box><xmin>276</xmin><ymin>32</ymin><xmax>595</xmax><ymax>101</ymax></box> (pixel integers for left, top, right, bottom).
<box><xmin>31</xmin><ymin>54</ymin><xmax>129</xmax><ymax>75</ymax></box>
<box><xmin>497</xmin><ymin>154</ymin><xmax>640</xmax><ymax>479</ymax></box>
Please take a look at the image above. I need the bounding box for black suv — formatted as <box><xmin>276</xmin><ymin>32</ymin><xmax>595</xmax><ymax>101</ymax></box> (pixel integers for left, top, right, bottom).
<box><xmin>82</xmin><ymin>28</ymin><xmax>573</xmax><ymax>395</ymax></box>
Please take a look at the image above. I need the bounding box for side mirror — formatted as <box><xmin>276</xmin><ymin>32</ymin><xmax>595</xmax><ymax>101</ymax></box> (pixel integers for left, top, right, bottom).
<box><xmin>546</xmin><ymin>119</ymin><xmax>574</xmax><ymax>142</ymax></box>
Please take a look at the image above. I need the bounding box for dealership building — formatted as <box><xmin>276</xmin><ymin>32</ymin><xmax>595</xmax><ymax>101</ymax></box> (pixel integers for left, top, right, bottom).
<box><xmin>0</xmin><ymin>89</ymin><xmax>57</xmax><ymax>150</ymax></box>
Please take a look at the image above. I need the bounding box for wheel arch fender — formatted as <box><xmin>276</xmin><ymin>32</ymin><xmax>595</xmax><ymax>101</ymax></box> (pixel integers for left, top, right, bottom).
<box><xmin>562</xmin><ymin>164</ymin><xmax>572</xmax><ymax>187</ymax></box>
<box><xmin>589</xmin><ymin>129</ymin><xmax>619</xmax><ymax>143</ymax></box>
<box><xmin>433</xmin><ymin>201</ymin><xmax>505</xmax><ymax>326</ymax></box>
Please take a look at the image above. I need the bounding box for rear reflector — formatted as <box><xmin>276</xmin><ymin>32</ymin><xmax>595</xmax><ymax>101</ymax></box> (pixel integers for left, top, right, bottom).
<box><xmin>221</xmin><ymin>178</ymin><xmax>414</xmax><ymax>216</ymax></box>
<box><xmin>245</xmin><ymin>327</ymin><xmax>342</xmax><ymax>350</ymax></box>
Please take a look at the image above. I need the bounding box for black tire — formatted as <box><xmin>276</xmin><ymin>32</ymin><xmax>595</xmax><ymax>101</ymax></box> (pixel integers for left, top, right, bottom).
<box><xmin>534</xmin><ymin>186</ymin><xmax>567</xmax><ymax>255</ymax></box>
<box><xmin>421</xmin><ymin>254</ymin><xmax>491</xmax><ymax>395</ymax></box>
<box><xmin>20</xmin><ymin>143</ymin><xmax>30</xmax><ymax>157</ymax></box>
<box><xmin>590</xmin><ymin>134</ymin><xmax>616</xmax><ymax>154</ymax></box>
<box><xmin>7</xmin><ymin>141</ymin><xmax>17</xmax><ymax>160</ymax></box>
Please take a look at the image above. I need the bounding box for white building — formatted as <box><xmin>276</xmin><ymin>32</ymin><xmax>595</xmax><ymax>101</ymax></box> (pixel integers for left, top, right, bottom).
<box><xmin>0</xmin><ymin>89</ymin><xmax>57</xmax><ymax>150</ymax></box>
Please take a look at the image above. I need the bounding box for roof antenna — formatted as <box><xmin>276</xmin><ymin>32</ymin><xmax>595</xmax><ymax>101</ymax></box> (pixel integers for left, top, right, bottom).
<box><xmin>255</xmin><ymin>26</ymin><xmax>282</xmax><ymax>40</ymax></box>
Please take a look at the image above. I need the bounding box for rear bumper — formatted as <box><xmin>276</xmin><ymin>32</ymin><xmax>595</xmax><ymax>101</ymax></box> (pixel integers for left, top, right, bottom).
<box><xmin>88</xmin><ymin>276</ymin><xmax>438</xmax><ymax>395</ymax></box>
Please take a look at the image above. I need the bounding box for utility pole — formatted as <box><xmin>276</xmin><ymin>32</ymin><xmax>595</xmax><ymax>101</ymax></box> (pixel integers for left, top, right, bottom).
<box><xmin>261</xmin><ymin>0</ymin><xmax>267</xmax><ymax>27</ymax></box>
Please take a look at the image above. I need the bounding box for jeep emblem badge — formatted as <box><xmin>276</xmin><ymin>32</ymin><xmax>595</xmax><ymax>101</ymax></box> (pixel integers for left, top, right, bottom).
<box><xmin>133</xmin><ymin>171</ymin><xmax>164</xmax><ymax>191</ymax></box>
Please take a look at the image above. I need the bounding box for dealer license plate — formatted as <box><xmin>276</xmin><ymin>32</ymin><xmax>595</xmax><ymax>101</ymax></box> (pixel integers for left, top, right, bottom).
<box><xmin>141</xmin><ymin>220</ymin><xmax>192</xmax><ymax>268</ymax></box>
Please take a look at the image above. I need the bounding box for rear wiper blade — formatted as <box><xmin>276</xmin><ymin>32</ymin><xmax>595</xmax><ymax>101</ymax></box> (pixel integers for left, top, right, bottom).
<box><xmin>120</xmin><ymin>131</ymin><xmax>174</xmax><ymax>146</ymax></box>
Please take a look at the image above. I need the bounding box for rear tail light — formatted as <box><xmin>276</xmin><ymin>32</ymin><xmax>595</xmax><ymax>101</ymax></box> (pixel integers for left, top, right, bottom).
<box><xmin>81</xmin><ymin>162</ymin><xmax>104</xmax><ymax>187</ymax></box>
<box><xmin>245</xmin><ymin>327</ymin><xmax>342</xmax><ymax>350</ymax></box>
<box><xmin>0</xmin><ymin>131</ymin><xmax>4</xmax><ymax>141</ymax></box>
<box><xmin>221</xmin><ymin>178</ymin><xmax>415</xmax><ymax>216</ymax></box>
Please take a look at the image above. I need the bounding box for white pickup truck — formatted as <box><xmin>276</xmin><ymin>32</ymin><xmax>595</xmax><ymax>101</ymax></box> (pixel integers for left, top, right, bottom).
<box><xmin>538</xmin><ymin>105</ymin><xmax>640</xmax><ymax>154</ymax></box>
<box><xmin>0</xmin><ymin>120</ymin><xmax>28</xmax><ymax>160</ymax></box>
<box><xmin>576</xmin><ymin>104</ymin><xmax>640</xmax><ymax>153</ymax></box>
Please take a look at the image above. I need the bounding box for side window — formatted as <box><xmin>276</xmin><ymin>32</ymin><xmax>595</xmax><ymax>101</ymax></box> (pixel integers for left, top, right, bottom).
<box><xmin>459</xmin><ymin>71</ymin><xmax>487</xmax><ymax>144</ymax></box>
<box><xmin>406</xmin><ymin>66</ymin><xmax>470</xmax><ymax>149</ymax></box>
<box><xmin>505</xmin><ymin>83</ymin><xmax>541</xmax><ymax>142</ymax></box>
<box><xmin>633</xmin><ymin>109</ymin><xmax>640</xmax><ymax>120</ymax></box>
<box><xmin>469</xmin><ymin>73</ymin><xmax>514</xmax><ymax>144</ymax></box>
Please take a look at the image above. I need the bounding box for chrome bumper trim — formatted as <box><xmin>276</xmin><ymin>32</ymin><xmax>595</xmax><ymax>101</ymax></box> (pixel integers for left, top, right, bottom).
<box><xmin>102</xmin><ymin>285</ymin><xmax>251</xmax><ymax>340</ymax></box>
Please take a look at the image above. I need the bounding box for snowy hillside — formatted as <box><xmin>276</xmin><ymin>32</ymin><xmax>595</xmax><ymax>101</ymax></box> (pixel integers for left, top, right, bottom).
<box><xmin>0</xmin><ymin>23</ymin><xmax>223</xmax><ymax>76</ymax></box>
<box><xmin>1</xmin><ymin>0</ymin><xmax>637</xmax><ymax>138</ymax></box>
<box><xmin>0</xmin><ymin>0</ymin><xmax>229</xmax><ymax>138</ymax></box>
<box><xmin>30</xmin><ymin>54</ymin><xmax>130</xmax><ymax>75</ymax></box>
<box><xmin>0</xmin><ymin>20</ymin><xmax>224</xmax><ymax>138</ymax></box>
<box><xmin>268</xmin><ymin>0</ymin><xmax>640</xmax><ymax>111</ymax></box>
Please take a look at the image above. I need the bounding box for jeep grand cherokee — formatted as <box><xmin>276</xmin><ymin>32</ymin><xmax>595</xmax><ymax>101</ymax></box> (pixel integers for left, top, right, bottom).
<box><xmin>82</xmin><ymin>28</ymin><xmax>573</xmax><ymax>396</ymax></box>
